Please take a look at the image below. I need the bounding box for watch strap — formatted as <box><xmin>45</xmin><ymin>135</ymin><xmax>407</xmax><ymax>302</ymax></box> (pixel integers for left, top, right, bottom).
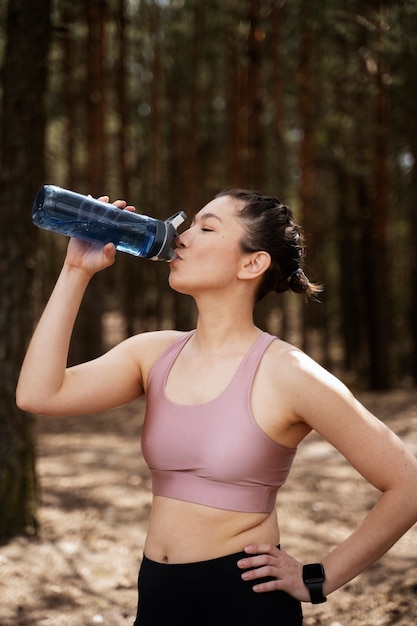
<box><xmin>305</xmin><ymin>578</ymin><xmax>327</xmax><ymax>604</ymax></box>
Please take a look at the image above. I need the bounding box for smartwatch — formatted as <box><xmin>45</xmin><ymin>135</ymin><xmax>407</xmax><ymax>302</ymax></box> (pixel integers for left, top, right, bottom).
<box><xmin>302</xmin><ymin>562</ymin><xmax>327</xmax><ymax>604</ymax></box>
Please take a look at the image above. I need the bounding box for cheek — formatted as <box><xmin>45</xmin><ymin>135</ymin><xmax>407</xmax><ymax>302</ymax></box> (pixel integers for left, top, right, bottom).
<box><xmin>205</xmin><ymin>255</ymin><xmax>242</xmax><ymax>285</ymax></box>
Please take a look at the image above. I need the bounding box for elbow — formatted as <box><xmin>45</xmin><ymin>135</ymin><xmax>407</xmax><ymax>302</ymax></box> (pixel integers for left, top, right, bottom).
<box><xmin>16</xmin><ymin>383</ymin><xmax>65</xmax><ymax>416</ymax></box>
<box><xmin>16</xmin><ymin>387</ymin><xmax>35</xmax><ymax>413</ymax></box>
<box><xmin>400</xmin><ymin>468</ymin><xmax>417</xmax><ymax>524</ymax></box>
<box><xmin>16</xmin><ymin>383</ymin><xmax>44</xmax><ymax>414</ymax></box>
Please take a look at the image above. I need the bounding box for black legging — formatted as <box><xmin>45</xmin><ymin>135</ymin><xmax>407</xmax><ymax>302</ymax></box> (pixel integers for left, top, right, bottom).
<box><xmin>134</xmin><ymin>549</ymin><xmax>303</xmax><ymax>625</ymax></box>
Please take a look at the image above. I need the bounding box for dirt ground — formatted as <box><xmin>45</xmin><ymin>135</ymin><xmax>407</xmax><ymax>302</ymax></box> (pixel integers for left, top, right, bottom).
<box><xmin>1</xmin><ymin>389</ymin><xmax>417</xmax><ymax>625</ymax></box>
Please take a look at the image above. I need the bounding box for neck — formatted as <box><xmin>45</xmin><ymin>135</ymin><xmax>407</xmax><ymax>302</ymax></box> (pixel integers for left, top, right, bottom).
<box><xmin>192</xmin><ymin>292</ymin><xmax>259</xmax><ymax>350</ymax></box>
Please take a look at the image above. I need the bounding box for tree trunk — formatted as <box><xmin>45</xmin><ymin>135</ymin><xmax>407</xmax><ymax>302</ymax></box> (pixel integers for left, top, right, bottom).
<box><xmin>297</xmin><ymin>0</ymin><xmax>316</xmax><ymax>353</ymax></box>
<box><xmin>225</xmin><ymin>0</ymin><xmax>247</xmax><ymax>186</ymax></box>
<box><xmin>115</xmin><ymin>0</ymin><xmax>137</xmax><ymax>338</ymax></box>
<box><xmin>61</xmin><ymin>0</ymin><xmax>77</xmax><ymax>190</ymax></box>
<box><xmin>246</xmin><ymin>0</ymin><xmax>264</xmax><ymax>189</ymax></box>
<box><xmin>364</xmin><ymin>8</ymin><xmax>391</xmax><ymax>389</ymax></box>
<box><xmin>69</xmin><ymin>0</ymin><xmax>108</xmax><ymax>365</ymax></box>
<box><xmin>0</xmin><ymin>0</ymin><xmax>51</xmax><ymax>542</ymax></box>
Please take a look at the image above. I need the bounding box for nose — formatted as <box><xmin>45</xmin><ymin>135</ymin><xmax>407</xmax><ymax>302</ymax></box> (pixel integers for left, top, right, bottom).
<box><xmin>175</xmin><ymin>230</ymin><xmax>188</xmax><ymax>248</ymax></box>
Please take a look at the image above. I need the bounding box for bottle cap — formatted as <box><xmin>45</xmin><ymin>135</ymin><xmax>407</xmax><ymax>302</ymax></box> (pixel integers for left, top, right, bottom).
<box><xmin>147</xmin><ymin>211</ymin><xmax>187</xmax><ymax>261</ymax></box>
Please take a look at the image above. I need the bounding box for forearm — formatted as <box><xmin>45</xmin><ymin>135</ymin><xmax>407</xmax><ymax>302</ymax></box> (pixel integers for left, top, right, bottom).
<box><xmin>16</xmin><ymin>263</ymin><xmax>91</xmax><ymax>413</ymax></box>
<box><xmin>322</xmin><ymin>483</ymin><xmax>417</xmax><ymax>595</ymax></box>
<box><xmin>238</xmin><ymin>480</ymin><xmax>417</xmax><ymax>604</ymax></box>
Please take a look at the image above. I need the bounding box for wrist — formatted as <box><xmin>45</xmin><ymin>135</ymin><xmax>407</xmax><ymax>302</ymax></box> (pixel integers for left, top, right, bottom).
<box><xmin>62</xmin><ymin>262</ymin><xmax>95</xmax><ymax>283</ymax></box>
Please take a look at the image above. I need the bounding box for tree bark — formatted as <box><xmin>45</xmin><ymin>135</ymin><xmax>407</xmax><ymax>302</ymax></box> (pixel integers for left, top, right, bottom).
<box><xmin>0</xmin><ymin>0</ymin><xmax>51</xmax><ymax>542</ymax></box>
<box><xmin>364</xmin><ymin>5</ymin><xmax>391</xmax><ymax>389</ymax></box>
<box><xmin>69</xmin><ymin>0</ymin><xmax>108</xmax><ymax>365</ymax></box>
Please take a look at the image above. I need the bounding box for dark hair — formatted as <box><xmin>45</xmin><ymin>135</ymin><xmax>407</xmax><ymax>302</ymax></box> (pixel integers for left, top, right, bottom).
<box><xmin>216</xmin><ymin>189</ymin><xmax>322</xmax><ymax>302</ymax></box>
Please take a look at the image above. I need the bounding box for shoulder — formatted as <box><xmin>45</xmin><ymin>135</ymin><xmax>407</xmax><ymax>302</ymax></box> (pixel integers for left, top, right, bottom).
<box><xmin>124</xmin><ymin>329</ymin><xmax>191</xmax><ymax>389</ymax></box>
<box><xmin>127</xmin><ymin>328</ymin><xmax>188</xmax><ymax>351</ymax></box>
<box><xmin>265</xmin><ymin>335</ymin><xmax>347</xmax><ymax>389</ymax></box>
<box><xmin>262</xmin><ymin>335</ymin><xmax>356</xmax><ymax>422</ymax></box>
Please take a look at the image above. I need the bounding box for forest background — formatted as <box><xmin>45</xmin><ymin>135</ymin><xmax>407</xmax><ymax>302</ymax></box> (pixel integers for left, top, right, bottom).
<box><xmin>0</xmin><ymin>0</ymin><xmax>417</xmax><ymax>586</ymax></box>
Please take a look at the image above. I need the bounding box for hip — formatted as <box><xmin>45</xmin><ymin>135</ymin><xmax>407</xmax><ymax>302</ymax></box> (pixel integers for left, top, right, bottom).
<box><xmin>134</xmin><ymin>549</ymin><xmax>303</xmax><ymax>625</ymax></box>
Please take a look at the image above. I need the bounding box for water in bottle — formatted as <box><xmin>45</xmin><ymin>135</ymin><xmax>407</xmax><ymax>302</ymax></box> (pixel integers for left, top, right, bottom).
<box><xmin>32</xmin><ymin>185</ymin><xmax>186</xmax><ymax>261</ymax></box>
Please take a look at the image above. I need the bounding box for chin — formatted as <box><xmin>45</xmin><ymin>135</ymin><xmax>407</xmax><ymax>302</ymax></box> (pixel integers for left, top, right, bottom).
<box><xmin>168</xmin><ymin>274</ymin><xmax>192</xmax><ymax>296</ymax></box>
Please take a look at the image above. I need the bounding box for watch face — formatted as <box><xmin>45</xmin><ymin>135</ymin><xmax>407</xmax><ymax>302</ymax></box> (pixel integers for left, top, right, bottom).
<box><xmin>303</xmin><ymin>563</ymin><xmax>324</xmax><ymax>582</ymax></box>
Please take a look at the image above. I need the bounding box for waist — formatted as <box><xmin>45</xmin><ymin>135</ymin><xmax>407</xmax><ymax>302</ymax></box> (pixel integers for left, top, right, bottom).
<box><xmin>144</xmin><ymin>495</ymin><xmax>280</xmax><ymax>564</ymax></box>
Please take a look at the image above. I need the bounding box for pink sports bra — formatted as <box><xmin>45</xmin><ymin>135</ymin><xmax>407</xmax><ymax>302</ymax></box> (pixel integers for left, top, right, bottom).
<box><xmin>141</xmin><ymin>331</ymin><xmax>296</xmax><ymax>513</ymax></box>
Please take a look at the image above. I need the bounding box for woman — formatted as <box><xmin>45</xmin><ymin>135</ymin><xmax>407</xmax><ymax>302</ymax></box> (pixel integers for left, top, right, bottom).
<box><xmin>17</xmin><ymin>189</ymin><xmax>417</xmax><ymax>625</ymax></box>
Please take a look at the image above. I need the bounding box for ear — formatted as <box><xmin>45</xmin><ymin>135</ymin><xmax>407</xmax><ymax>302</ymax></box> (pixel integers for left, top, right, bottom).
<box><xmin>238</xmin><ymin>251</ymin><xmax>271</xmax><ymax>281</ymax></box>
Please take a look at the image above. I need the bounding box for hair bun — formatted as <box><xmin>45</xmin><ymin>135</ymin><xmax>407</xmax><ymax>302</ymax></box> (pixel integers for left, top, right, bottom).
<box><xmin>287</xmin><ymin>268</ymin><xmax>307</xmax><ymax>294</ymax></box>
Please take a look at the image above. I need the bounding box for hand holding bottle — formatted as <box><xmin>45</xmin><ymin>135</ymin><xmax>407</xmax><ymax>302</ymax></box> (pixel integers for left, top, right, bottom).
<box><xmin>63</xmin><ymin>195</ymin><xmax>136</xmax><ymax>277</ymax></box>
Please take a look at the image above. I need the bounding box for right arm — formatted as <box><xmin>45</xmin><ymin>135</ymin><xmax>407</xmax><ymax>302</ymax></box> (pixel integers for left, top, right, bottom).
<box><xmin>16</xmin><ymin>199</ymin><xmax>163</xmax><ymax>416</ymax></box>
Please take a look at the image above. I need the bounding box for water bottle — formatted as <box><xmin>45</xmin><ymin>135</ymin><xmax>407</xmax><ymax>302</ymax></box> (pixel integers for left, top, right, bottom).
<box><xmin>32</xmin><ymin>185</ymin><xmax>187</xmax><ymax>261</ymax></box>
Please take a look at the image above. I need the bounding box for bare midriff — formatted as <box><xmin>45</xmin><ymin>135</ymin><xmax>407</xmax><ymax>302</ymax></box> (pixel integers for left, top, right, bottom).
<box><xmin>143</xmin><ymin>495</ymin><xmax>280</xmax><ymax>563</ymax></box>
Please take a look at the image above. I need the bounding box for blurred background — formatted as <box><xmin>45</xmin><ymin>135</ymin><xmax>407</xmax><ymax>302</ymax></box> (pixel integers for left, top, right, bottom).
<box><xmin>1</xmin><ymin>0</ymin><xmax>416</xmax><ymax>540</ymax></box>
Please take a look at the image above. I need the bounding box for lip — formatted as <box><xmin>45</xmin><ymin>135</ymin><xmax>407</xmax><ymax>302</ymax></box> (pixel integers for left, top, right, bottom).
<box><xmin>169</xmin><ymin>252</ymin><xmax>182</xmax><ymax>263</ymax></box>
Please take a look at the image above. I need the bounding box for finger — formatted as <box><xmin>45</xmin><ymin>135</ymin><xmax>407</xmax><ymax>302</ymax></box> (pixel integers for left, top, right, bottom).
<box><xmin>237</xmin><ymin>545</ymin><xmax>280</xmax><ymax>569</ymax></box>
<box><xmin>103</xmin><ymin>242</ymin><xmax>116</xmax><ymax>256</ymax></box>
<box><xmin>238</xmin><ymin>553</ymin><xmax>281</xmax><ymax>574</ymax></box>
<box><xmin>241</xmin><ymin>562</ymin><xmax>274</xmax><ymax>578</ymax></box>
<box><xmin>244</xmin><ymin>544</ymin><xmax>281</xmax><ymax>556</ymax></box>
<box><xmin>101</xmin><ymin>242</ymin><xmax>117</xmax><ymax>266</ymax></box>
<box><xmin>240</xmin><ymin>561</ymin><xmax>285</xmax><ymax>593</ymax></box>
<box><xmin>112</xmin><ymin>200</ymin><xmax>136</xmax><ymax>212</ymax></box>
<box><xmin>97</xmin><ymin>195</ymin><xmax>110</xmax><ymax>203</ymax></box>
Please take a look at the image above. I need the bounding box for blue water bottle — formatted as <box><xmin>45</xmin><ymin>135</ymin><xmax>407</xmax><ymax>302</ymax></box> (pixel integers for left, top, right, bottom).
<box><xmin>32</xmin><ymin>185</ymin><xmax>186</xmax><ymax>261</ymax></box>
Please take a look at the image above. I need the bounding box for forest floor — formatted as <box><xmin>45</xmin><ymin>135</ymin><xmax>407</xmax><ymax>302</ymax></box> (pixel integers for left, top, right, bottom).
<box><xmin>1</xmin><ymin>389</ymin><xmax>417</xmax><ymax>625</ymax></box>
